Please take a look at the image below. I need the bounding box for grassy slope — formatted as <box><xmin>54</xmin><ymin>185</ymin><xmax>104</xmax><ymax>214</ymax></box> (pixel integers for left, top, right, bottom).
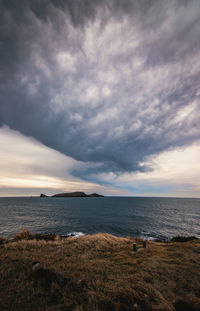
<box><xmin>0</xmin><ymin>233</ymin><xmax>200</xmax><ymax>311</ymax></box>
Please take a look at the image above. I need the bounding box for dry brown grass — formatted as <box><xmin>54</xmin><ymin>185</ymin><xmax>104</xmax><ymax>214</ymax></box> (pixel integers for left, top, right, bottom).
<box><xmin>0</xmin><ymin>232</ymin><xmax>200</xmax><ymax>311</ymax></box>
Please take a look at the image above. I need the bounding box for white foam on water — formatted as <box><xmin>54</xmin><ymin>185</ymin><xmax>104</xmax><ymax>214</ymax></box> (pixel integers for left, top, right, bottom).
<box><xmin>68</xmin><ymin>232</ymin><xmax>85</xmax><ymax>237</ymax></box>
<box><xmin>140</xmin><ymin>235</ymin><xmax>156</xmax><ymax>241</ymax></box>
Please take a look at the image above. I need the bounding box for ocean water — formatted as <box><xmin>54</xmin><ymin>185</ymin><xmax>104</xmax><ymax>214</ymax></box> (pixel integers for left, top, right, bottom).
<box><xmin>0</xmin><ymin>197</ymin><xmax>200</xmax><ymax>240</ymax></box>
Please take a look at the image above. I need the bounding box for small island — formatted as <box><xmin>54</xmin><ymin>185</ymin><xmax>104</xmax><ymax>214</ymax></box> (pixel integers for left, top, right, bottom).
<box><xmin>40</xmin><ymin>192</ymin><xmax>104</xmax><ymax>198</ymax></box>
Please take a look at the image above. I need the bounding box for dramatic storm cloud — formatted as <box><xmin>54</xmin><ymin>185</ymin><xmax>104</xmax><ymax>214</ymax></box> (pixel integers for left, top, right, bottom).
<box><xmin>0</xmin><ymin>0</ymin><xmax>200</xmax><ymax>195</ymax></box>
<box><xmin>0</xmin><ymin>126</ymin><xmax>120</xmax><ymax>196</ymax></box>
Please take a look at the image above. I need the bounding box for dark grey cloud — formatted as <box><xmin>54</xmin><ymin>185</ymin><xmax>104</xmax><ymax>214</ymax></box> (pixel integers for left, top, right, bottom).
<box><xmin>0</xmin><ymin>0</ymin><xmax>200</xmax><ymax>180</ymax></box>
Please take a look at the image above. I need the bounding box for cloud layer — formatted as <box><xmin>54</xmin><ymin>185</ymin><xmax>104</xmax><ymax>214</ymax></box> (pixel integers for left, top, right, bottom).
<box><xmin>0</xmin><ymin>0</ymin><xmax>200</xmax><ymax>183</ymax></box>
<box><xmin>0</xmin><ymin>126</ymin><xmax>120</xmax><ymax>196</ymax></box>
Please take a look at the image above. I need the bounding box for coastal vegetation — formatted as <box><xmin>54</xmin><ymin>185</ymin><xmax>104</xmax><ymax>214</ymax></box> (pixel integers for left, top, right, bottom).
<box><xmin>0</xmin><ymin>231</ymin><xmax>200</xmax><ymax>311</ymax></box>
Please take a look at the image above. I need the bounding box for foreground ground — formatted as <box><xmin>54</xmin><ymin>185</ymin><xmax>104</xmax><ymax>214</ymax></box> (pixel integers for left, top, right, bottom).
<box><xmin>0</xmin><ymin>232</ymin><xmax>200</xmax><ymax>311</ymax></box>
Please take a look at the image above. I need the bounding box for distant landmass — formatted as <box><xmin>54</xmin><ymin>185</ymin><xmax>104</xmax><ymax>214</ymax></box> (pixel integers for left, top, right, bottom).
<box><xmin>40</xmin><ymin>192</ymin><xmax>104</xmax><ymax>198</ymax></box>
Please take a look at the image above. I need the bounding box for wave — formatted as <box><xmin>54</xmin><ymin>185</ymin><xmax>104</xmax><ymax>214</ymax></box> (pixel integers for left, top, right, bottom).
<box><xmin>140</xmin><ymin>231</ymin><xmax>169</xmax><ymax>241</ymax></box>
<box><xmin>61</xmin><ymin>232</ymin><xmax>85</xmax><ymax>238</ymax></box>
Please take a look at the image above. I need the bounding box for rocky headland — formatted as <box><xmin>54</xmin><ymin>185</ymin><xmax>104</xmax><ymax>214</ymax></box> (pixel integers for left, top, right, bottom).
<box><xmin>40</xmin><ymin>192</ymin><xmax>104</xmax><ymax>198</ymax></box>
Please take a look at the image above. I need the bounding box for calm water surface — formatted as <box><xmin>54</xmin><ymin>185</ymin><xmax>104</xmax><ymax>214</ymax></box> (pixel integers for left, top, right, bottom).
<box><xmin>0</xmin><ymin>197</ymin><xmax>200</xmax><ymax>240</ymax></box>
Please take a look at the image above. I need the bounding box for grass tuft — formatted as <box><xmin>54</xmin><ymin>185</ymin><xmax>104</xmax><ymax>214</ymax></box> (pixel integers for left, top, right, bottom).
<box><xmin>13</xmin><ymin>229</ymin><xmax>34</xmax><ymax>241</ymax></box>
<box><xmin>170</xmin><ymin>236</ymin><xmax>198</xmax><ymax>242</ymax></box>
<box><xmin>0</xmin><ymin>236</ymin><xmax>9</xmax><ymax>245</ymax></box>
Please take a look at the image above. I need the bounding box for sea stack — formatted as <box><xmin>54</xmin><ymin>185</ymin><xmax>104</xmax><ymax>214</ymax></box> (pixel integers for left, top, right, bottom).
<box><xmin>40</xmin><ymin>193</ymin><xmax>48</xmax><ymax>197</ymax></box>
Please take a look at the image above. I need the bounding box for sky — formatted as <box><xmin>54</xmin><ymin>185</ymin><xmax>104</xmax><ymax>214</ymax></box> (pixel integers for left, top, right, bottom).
<box><xmin>0</xmin><ymin>0</ymin><xmax>200</xmax><ymax>197</ymax></box>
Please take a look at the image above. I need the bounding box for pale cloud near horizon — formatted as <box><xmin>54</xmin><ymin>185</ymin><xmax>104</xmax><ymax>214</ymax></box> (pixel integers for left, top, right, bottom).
<box><xmin>89</xmin><ymin>143</ymin><xmax>200</xmax><ymax>197</ymax></box>
<box><xmin>0</xmin><ymin>126</ymin><xmax>121</xmax><ymax>196</ymax></box>
<box><xmin>0</xmin><ymin>126</ymin><xmax>200</xmax><ymax>197</ymax></box>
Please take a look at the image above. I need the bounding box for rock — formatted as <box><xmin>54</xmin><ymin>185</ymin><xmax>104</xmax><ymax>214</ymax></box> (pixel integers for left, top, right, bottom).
<box><xmin>55</xmin><ymin>272</ymin><xmax>66</xmax><ymax>287</ymax></box>
<box><xmin>87</xmin><ymin>193</ymin><xmax>104</xmax><ymax>197</ymax></box>
<box><xmin>40</xmin><ymin>193</ymin><xmax>48</xmax><ymax>197</ymax></box>
<box><xmin>32</xmin><ymin>262</ymin><xmax>42</xmax><ymax>272</ymax></box>
<box><xmin>32</xmin><ymin>263</ymin><xmax>51</xmax><ymax>288</ymax></box>
<box><xmin>32</xmin><ymin>262</ymin><xmax>69</xmax><ymax>288</ymax></box>
<box><xmin>77</xmin><ymin>278</ymin><xmax>88</xmax><ymax>289</ymax></box>
<box><xmin>0</xmin><ymin>236</ymin><xmax>8</xmax><ymax>245</ymax></box>
<box><xmin>119</xmin><ymin>303</ymin><xmax>130</xmax><ymax>311</ymax></box>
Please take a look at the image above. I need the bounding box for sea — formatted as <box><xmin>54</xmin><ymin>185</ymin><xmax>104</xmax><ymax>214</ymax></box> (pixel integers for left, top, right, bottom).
<box><xmin>0</xmin><ymin>197</ymin><xmax>200</xmax><ymax>240</ymax></box>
